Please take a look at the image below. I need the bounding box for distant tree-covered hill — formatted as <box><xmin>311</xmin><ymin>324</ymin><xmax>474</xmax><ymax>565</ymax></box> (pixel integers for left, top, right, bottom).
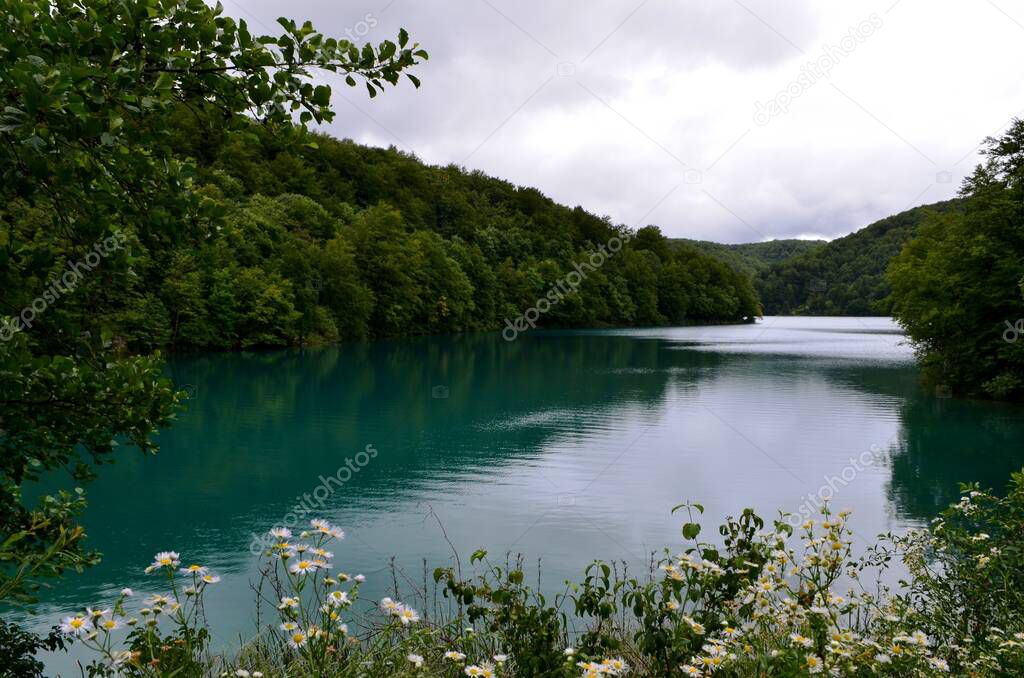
<box><xmin>755</xmin><ymin>200</ymin><xmax>964</xmax><ymax>316</ymax></box>
<box><xmin>671</xmin><ymin>238</ymin><xmax>826</xmax><ymax>278</ymax></box>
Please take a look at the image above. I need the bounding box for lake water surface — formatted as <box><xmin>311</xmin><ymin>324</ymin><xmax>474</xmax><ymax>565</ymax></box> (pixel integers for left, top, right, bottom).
<box><xmin>21</xmin><ymin>317</ymin><xmax>1024</xmax><ymax>674</ymax></box>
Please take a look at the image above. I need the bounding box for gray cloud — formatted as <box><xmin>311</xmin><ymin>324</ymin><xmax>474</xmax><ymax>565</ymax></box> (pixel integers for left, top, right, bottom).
<box><xmin>226</xmin><ymin>0</ymin><xmax>1024</xmax><ymax>242</ymax></box>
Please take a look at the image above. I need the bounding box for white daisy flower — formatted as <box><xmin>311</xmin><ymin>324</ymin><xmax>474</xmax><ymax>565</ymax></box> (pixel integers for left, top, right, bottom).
<box><xmin>97</xmin><ymin>617</ymin><xmax>121</xmax><ymax>632</ymax></box>
<box><xmin>288</xmin><ymin>559</ymin><xmax>318</xmax><ymax>575</ymax></box>
<box><xmin>60</xmin><ymin>616</ymin><xmax>92</xmax><ymax>637</ymax></box>
<box><xmin>398</xmin><ymin>606</ymin><xmax>420</xmax><ymax>625</ymax></box>
<box><xmin>790</xmin><ymin>633</ymin><xmax>813</xmax><ymax>648</ymax></box>
<box><xmin>407</xmin><ymin>653</ymin><xmax>424</xmax><ymax>667</ymax></box>
<box><xmin>445</xmin><ymin>650</ymin><xmax>467</xmax><ymax>661</ymax></box>
<box><xmin>151</xmin><ymin>551</ymin><xmax>181</xmax><ymax>568</ymax></box>
<box><xmin>605</xmin><ymin>657</ymin><xmax>628</xmax><ymax>673</ymax></box>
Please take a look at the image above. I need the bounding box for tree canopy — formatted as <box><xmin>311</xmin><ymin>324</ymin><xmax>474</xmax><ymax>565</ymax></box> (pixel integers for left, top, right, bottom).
<box><xmin>672</xmin><ymin>238</ymin><xmax>826</xmax><ymax>279</ymax></box>
<box><xmin>756</xmin><ymin>200</ymin><xmax>962</xmax><ymax>316</ymax></box>
<box><xmin>887</xmin><ymin>120</ymin><xmax>1024</xmax><ymax>401</ymax></box>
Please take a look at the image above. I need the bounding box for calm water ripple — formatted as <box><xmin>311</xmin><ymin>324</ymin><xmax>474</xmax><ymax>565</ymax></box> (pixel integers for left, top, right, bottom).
<box><xmin>16</xmin><ymin>317</ymin><xmax>1024</xmax><ymax>674</ymax></box>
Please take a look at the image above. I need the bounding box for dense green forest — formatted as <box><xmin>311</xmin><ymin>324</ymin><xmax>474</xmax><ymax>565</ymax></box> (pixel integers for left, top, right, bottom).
<box><xmin>888</xmin><ymin>121</ymin><xmax>1024</xmax><ymax>401</ymax></box>
<box><xmin>671</xmin><ymin>237</ymin><xmax>825</xmax><ymax>279</ymax></box>
<box><xmin>3</xmin><ymin>117</ymin><xmax>762</xmax><ymax>354</ymax></box>
<box><xmin>756</xmin><ymin>200</ymin><xmax>963</xmax><ymax>315</ymax></box>
<box><xmin>116</xmin><ymin>119</ymin><xmax>762</xmax><ymax>350</ymax></box>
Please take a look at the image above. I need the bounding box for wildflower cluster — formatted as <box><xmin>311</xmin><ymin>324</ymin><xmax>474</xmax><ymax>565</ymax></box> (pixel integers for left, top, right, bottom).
<box><xmin>53</xmin><ymin>470</ymin><xmax>1024</xmax><ymax>677</ymax></box>
<box><xmin>561</xmin><ymin>491</ymin><xmax>1024</xmax><ymax>677</ymax></box>
<box><xmin>58</xmin><ymin>550</ymin><xmax>219</xmax><ymax>676</ymax></box>
<box><xmin>576</xmin><ymin>656</ymin><xmax>630</xmax><ymax>677</ymax></box>
<box><xmin>449</xmin><ymin>652</ymin><xmax>501</xmax><ymax>677</ymax></box>
<box><xmin>264</xmin><ymin>519</ymin><xmax>372</xmax><ymax>672</ymax></box>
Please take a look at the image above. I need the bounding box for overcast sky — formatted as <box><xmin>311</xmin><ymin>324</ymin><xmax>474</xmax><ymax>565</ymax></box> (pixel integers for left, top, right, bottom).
<box><xmin>225</xmin><ymin>0</ymin><xmax>1023</xmax><ymax>243</ymax></box>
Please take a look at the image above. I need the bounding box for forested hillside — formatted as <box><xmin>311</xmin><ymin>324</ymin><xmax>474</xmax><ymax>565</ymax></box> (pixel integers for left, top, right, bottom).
<box><xmin>672</xmin><ymin>238</ymin><xmax>826</xmax><ymax>278</ymax></box>
<box><xmin>756</xmin><ymin>200</ymin><xmax>963</xmax><ymax>315</ymax></box>
<box><xmin>3</xmin><ymin>114</ymin><xmax>761</xmax><ymax>353</ymax></box>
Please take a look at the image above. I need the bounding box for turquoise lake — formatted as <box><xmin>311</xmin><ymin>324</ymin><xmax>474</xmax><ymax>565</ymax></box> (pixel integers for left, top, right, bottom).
<box><xmin>18</xmin><ymin>316</ymin><xmax>1024</xmax><ymax>674</ymax></box>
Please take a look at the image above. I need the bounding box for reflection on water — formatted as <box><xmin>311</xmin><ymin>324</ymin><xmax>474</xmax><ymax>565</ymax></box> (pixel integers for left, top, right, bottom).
<box><xmin>14</xmin><ymin>317</ymin><xmax>1024</xmax><ymax>674</ymax></box>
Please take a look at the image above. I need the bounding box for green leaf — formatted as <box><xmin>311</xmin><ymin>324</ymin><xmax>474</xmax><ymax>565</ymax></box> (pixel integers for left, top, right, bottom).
<box><xmin>154</xmin><ymin>72</ymin><xmax>175</xmax><ymax>92</ymax></box>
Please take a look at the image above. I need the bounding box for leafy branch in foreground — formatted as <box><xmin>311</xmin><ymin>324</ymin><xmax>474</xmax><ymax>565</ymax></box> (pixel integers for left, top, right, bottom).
<box><xmin>0</xmin><ymin>0</ymin><xmax>425</xmax><ymax>609</ymax></box>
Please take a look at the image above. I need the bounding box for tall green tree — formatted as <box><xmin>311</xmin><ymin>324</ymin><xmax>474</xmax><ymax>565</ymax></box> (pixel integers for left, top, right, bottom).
<box><xmin>887</xmin><ymin>119</ymin><xmax>1024</xmax><ymax>400</ymax></box>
